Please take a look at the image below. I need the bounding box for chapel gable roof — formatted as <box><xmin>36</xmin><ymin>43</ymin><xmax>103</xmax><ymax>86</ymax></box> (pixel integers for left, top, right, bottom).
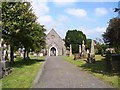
<box><xmin>46</xmin><ymin>28</ymin><xmax>63</xmax><ymax>41</ymax></box>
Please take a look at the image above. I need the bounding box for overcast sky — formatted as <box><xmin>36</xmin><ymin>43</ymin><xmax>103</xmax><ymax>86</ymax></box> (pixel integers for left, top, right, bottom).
<box><xmin>30</xmin><ymin>0</ymin><xmax>119</xmax><ymax>39</ymax></box>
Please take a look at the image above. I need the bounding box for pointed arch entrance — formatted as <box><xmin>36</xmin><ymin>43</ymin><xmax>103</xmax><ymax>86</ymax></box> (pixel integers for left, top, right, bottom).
<box><xmin>49</xmin><ymin>46</ymin><xmax>58</xmax><ymax>56</ymax></box>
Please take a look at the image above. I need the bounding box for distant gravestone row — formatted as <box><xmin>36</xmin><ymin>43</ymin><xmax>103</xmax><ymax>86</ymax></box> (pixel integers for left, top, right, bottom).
<box><xmin>66</xmin><ymin>40</ymin><xmax>96</xmax><ymax>63</ymax></box>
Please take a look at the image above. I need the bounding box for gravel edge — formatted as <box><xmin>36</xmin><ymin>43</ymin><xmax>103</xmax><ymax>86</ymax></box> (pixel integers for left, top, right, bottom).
<box><xmin>31</xmin><ymin>56</ymin><xmax>48</xmax><ymax>88</ymax></box>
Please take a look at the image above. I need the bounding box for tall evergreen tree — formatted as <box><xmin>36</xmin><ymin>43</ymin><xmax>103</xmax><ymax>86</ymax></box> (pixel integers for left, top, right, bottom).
<box><xmin>65</xmin><ymin>30</ymin><xmax>86</xmax><ymax>54</ymax></box>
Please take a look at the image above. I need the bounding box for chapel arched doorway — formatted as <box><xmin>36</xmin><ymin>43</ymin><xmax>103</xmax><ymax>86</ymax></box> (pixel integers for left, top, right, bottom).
<box><xmin>50</xmin><ymin>47</ymin><xmax>56</xmax><ymax>56</ymax></box>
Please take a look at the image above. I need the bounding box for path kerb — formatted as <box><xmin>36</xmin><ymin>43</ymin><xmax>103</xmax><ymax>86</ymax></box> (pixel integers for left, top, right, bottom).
<box><xmin>32</xmin><ymin>56</ymin><xmax>48</xmax><ymax>86</ymax></box>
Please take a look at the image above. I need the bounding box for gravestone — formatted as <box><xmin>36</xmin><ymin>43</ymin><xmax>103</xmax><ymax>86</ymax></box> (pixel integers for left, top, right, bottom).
<box><xmin>69</xmin><ymin>44</ymin><xmax>72</xmax><ymax>57</ymax></box>
<box><xmin>79</xmin><ymin>45</ymin><xmax>82</xmax><ymax>54</ymax></box>
<box><xmin>74</xmin><ymin>54</ymin><xmax>80</xmax><ymax>60</ymax></box>
<box><xmin>79</xmin><ymin>45</ymin><xmax>82</xmax><ymax>58</ymax></box>
<box><xmin>66</xmin><ymin>48</ymin><xmax>70</xmax><ymax>57</ymax></box>
<box><xmin>82</xmin><ymin>41</ymin><xmax>86</xmax><ymax>58</ymax></box>
<box><xmin>0</xmin><ymin>39</ymin><xmax>3</xmax><ymax>78</ymax></box>
<box><xmin>105</xmin><ymin>50</ymin><xmax>112</xmax><ymax>73</ymax></box>
<box><xmin>34</xmin><ymin>53</ymin><xmax>37</xmax><ymax>57</ymax></box>
<box><xmin>87</xmin><ymin>49</ymin><xmax>89</xmax><ymax>54</ymax></box>
<box><xmin>111</xmin><ymin>54</ymin><xmax>120</xmax><ymax>73</ymax></box>
<box><xmin>39</xmin><ymin>53</ymin><xmax>43</xmax><ymax>57</ymax></box>
<box><xmin>0</xmin><ymin>62</ymin><xmax>3</xmax><ymax>79</ymax></box>
<box><xmin>105</xmin><ymin>51</ymin><xmax>120</xmax><ymax>73</ymax></box>
<box><xmin>0</xmin><ymin>39</ymin><xmax>11</xmax><ymax>78</ymax></box>
<box><xmin>86</xmin><ymin>49</ymin><xmax>90</xmax><ymax>58</ymax></box>
<box><xmin>0</xmin><ymin>60</ymin><xmax>11</xmax><ymax>76</ymax></box>
<box><xmin>87</xmin><ymin>40</ymin><xmax>95</xmax><ymax>63</ymax></box>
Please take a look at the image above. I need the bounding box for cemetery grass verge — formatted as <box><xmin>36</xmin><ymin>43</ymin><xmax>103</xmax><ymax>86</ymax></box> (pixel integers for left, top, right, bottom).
<box><xmin>2</xmin><ymin>55</ymin><xmax>44</xmax><ymax>88</ymax></box>
<box><xmin>64</xmin><ymin>55</ymin><xmax>119</xmax><ymax>89</ymax></box>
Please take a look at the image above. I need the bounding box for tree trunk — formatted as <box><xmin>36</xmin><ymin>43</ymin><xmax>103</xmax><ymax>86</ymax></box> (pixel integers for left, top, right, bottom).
<box><xmin>27</xmin><ymin>51</ymin><xmax>29</xmax><ymax>59</ymax></box>
<box><xmin>10</xmin><ymin>45</ymin><xmax>14</xmax><ymax>64</ymax></box>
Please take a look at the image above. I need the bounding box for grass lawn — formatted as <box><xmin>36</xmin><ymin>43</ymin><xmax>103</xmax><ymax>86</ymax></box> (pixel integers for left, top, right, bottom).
<box><xmin>2</xmin><ymin>55</ymin><xmax>45</xmax><ymax>88</ymax></box>
<box><xmin>64</xmin><ymin>55</ymin><xmax>119</xmax><ymax>89</ymax></box>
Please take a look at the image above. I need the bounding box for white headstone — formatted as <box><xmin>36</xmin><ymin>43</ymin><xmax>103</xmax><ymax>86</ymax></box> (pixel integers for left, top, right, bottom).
<box><xmin>79</xmin><ymin>45</ymin><xmax>81</xmax><ymax>53</ymax></box>
<box><xmin>70</xmin><ymin>44</ymin><xmax>72</xmax><ymax>56</ymax></box>
<box><xmin>39</xmin><ymin>53</ymin><xmax>43</xmax><ymax>57</ymax></box>
<box><xmin>90</xmin><ymin>40</ymin><xmax>95</xmax><ymax>55</ymax></box>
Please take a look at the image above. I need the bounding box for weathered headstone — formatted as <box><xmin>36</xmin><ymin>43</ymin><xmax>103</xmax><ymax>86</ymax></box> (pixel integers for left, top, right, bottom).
<box><xmin>105</xmin><ymin>50</ymin><xmax>112</xmax><ymax>73</ymax></box>
<box><xmin>0</xmin><ymin>39</ymin><xmax>3</xmax><ymax>78</ymax></box>
<box><xmin>70</xmin><ymin>44</ymin><xmax>72</xmax><ymax>57</ymax></box>
<box><xmin>79</xmin><ymin>45</ymin><xmax>82</xmax><ymax>54</ymax></box>
<box><xmin>0</xmin><ymin>39</ymin><xmax>11</xmax><ymax>78</ymax></box>
<box><xmin>79</xmin><ymin>45</ymin><xmax>82</xmax><ymax>58</ymax></box>
<box><xmin>90</xmin><ymin>40</ymin><xmax>95</xmax><ymax>55</ymax></box>
<box><xmin>87</xmin><ymin>49</ymin><xmax>89</xmax><ymax>54</ymax></box>
<box><xmin>0</xmin><ymin>39</ymin><xmax>3</xmax><ymax>61</ymax></box>
<box><xmin>87</xmin><ymin>40</ymin><xmax>95</xmax><ymax>63</ymax></box>
<box><xmin>34</xmin><ymin>53</ymin><xmax>37</xmax><ymax>57</ymax></box>
<box><xmin>66</xmin><ymin>48</ymin><xmax>70</xmax><ymax>57</ymax></box>
<box><xmin>0</xmin><ymin>63</ymin><xmax>3</xmax><ymax>79</ymax></box>
<box><xmin>82</xmin><ymin>40</ymin><xmax>86</xmax><ymax>58</ymax></box>
<box><xmin>39</xmin><ymin>53</ymin><xmax>43</xmax><ymax>57</ymax></box>
<box><xmin>74</xmin><ymin>53</ymin><xmax>80</xmax><ymax>60</ymax></box>
<box><xmin>86</xmin><ymin>49</ymin><xmax>90</xmax><ymax>58</ymax></box>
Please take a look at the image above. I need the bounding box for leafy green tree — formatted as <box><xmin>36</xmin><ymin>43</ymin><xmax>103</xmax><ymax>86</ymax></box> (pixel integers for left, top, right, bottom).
<box><xmin>86</xmin><ymin>39</ymin><xmax>91</xmax><ymax>49</ymax></box>
<box><xmin>2</xmin><ymin>2</ymin><xmax>46</xmax><ymax>62</ymax></box>
<box><xmin>65</xmin><ymin>30</ymin><xmax>86</xmax><ymax>54</ymax></box>
<box><xmin>30</xmin><ymin>23</ymin><xmax>46</xmax><ymax>55</ymax></box>
<box><xmin>2</xmin><ymin>2</ymin><xmax>22</xmax><ymax>63</ymax></box>
<box><xmin>15</xmin><ymin>2</ymin><xmax>37</xmax><ymax>60</ymax></box>
<box><xmin>95</xmin><ymin>43</ymin><xmax>107</xmax><ymax>54</ymax></box>
<box><xmin>103</xmin><ymin>18</ymin><xmax>120</xmax><ymax>53</ymax></box>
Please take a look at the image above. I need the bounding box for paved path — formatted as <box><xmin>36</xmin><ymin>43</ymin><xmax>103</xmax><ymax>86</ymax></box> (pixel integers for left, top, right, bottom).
<box><xmin>33</xmin><ymin>56</ymin><xmax>114</xmax><ymax>88</ymax></box>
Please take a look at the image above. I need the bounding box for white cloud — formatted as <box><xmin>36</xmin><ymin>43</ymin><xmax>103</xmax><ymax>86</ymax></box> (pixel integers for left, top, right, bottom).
<box><xmin>84</xmin><ymin>27</ymin><xmax>106</xmax><ymax>35</ymax></box>
<box><xmin>57</xmin><ymin>15</ymin><xmax>70</xmax><ymax>23</ymax></box>
<box><xmin>37</xmin><ymin>15</ymin><xmax>57</xmax><ymax>33</ymax></box>
<box><xmin>31</xmin><ymin>0</ymin><xmax>118</xmax><ymax>2</ymax></box>
<box><xmin>78</xmin><ymin>27</ymin><xmax>106</xmax><ymax>39</ymax></box>
<box><xmin>37</xmin><ymin>14</ymin><xmax>70</xmax><ymax>36</ymax></box>
<box><xmin>95</xmin><ymin>8</ymin><xmax>108</xmax><ymax>16</ymax></box>
<box><xmin>53</xmin><ymin>0</ymin><xmax>77</xmax><ymax>7</ymax></box>
<box><xmin>53</xmin><ymin>0</ymin><xmax>78</xmax><ymax>2</ymax></box>
<box><xmin>38</xmin><ymin>15</ymin><xmax>54</xmax><ymax>24</ymax></box>
<box><xmin>66</xmin><ymin>8</ymin><xmax>87</xmax><ymax>18</ymax></box>
<box><xmin>31</xmin><ymin>0</ymin><xmax>49</xmax><ymax>17</ymax></box>
<box><xmin>94</xmin><ymin>27</ymin><xmax>106</xmax><ymax>33</ymax></box>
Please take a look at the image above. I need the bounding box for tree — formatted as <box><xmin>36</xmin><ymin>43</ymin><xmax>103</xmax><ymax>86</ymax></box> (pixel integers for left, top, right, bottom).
<box><xmin>2</xmin><ymin>2</ymin><xmax>22</xmax><ymax>63</ymax></box>
<box><xmin>2</xmin><ymin>2</ymin><xmax>46</xmax><ymax>62</ymax></box>
<box><xmin>86</xmin><ymin>39</ymin><xmax>91</xmax><ymax>50</ymax></box>
<box><xmin>30</xmin><ymin>23</ymin><xmax>46</xmax><ymax>55</ymax></box>
<box><xmin>65</xmin><ymin>30</ymin><xmax>86</xmax><ymax>54</ymax></box>
<box><xmin>95</xmin><ymin>42</ymin><xmax>107</xmax><ymax>54</ymax></box>
<box><xmin>15</xmin><ymin>2</ymin><xmax>37</xmax><ymax>60</ymax></box>
<box><xmin>102</xmin><ymin>18</ymin><xmax>120</xmax><ymax>53</ymax></box>
<box><xmin>2</xmin><ymin>2</ymin><xmax>44</xmax><ymax>62</ymax></box>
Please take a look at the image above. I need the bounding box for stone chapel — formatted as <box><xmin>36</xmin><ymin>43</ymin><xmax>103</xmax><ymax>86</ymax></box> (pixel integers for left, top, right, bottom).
<box><xmin>46</xmin><ymin>29</ymin><xmax>66</xmax><ymax>56</ymax></box>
